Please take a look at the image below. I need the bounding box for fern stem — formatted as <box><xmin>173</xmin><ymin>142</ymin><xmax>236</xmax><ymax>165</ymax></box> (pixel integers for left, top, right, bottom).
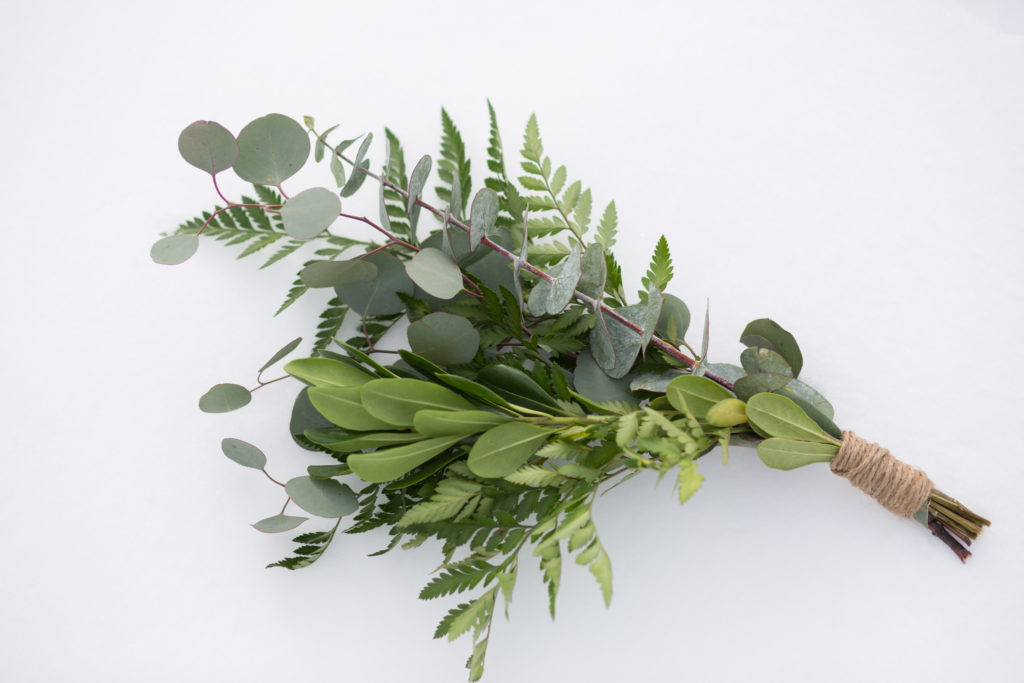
<box><xmin>317</xmin><ymin>134</ymin><xmax>736</xmax><ymax>392</ymax></box>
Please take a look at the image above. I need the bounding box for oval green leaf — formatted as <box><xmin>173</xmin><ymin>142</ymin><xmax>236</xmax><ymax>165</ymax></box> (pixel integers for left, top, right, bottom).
<box><xmin>757</xmin><ymin>438</ymin><xmax>838</xmax><ymax>470</ymax></box>
<box><xmin>745</xmin><ymin>393</ymin><xmax>839</xmax><ymax>445</ymax></box>
<box><xmin>360</xmin><ymin>378</ymin><xmax>474</xmax><ymax>427</ymax></box>
<box><xmin>334</xmin><ymin>251</ymin><xmax>414</xmax><ymax>316</ymax></box>
<box><xmin>413</xmin><ymin>410</ymin><xmax>511</xmax><ymax>437</ymax></box>
<box><xmin>307</xmin><ymin>464</ymin><xmax>350</xmax><ymax>479</ymax></box>
<box><xmin>308</xmin><ymin>386</ymin><xmax>395</xmax><ymax>431</ymax></box>
<box><xmin>527</xmin><ymin>244</ymin><xmax>581</xmax><ymax>316</ymax></box>
<box><xmin>656</xmin><ymin>293</ymin><xmax>690</xmax><ymax>343</ymax></box>
<box><xmin>178</xmin><ymin>120</ymin><xmax>237</xmax><ymax>175</ymax></box>
<box><xmin>290</xmin><ymin>388</ymin><xmax>335</xmax><ymax>450</ymax></box>
<box><xmin>740</xmin><ymin>347</ymin><xmax>793</xmax><ymax>377</ymax></box>
<box><xmin>407</xmin><ymin>312</ymin><xmax>481</xmax><ymax>366</ymax></box>
<box><xmin>259</xmin><ymin>337</ymin><xmax>302</xmax><ymax>373</ymax></box>
<box><xmin>280</xmin><ymin>187</ymin><xmax>341</xmax><ymax>240</ymax></box>
<box><xmin>348</xmin><ymin>435</ymin><xmax>464</xmax><ymax>483</ymax></box>
<box><xmin>305</xmin><ymin>430</ymin><xmax>426</xmax><ymax>453</ymax></box>
<box><xmin>468</xmin><ymin>422</ymin><xmax>554</xmax><ymax>478</ymax></box>
<box><xmin>404</xmin><ymin>248</ymin><xmax>463</xmax><ymax>299</ymax></box>
<box><xmin>469</xmin><ymin>188</ymin><xmax>499</xmax><ymax>250</ymax></box>
<box><xmin>477</xmin><ymin>365</ymin><xmax>560</xmax><ymax>414</ymax></box>
<box><xmin>199</xmin><ymin>383</ymin><xmax>251</xmax><ymax>413</ymax></box>
<box><xmin>233</xmin><ymin>113</ymin><xmax>310</xmax><ymax>186</ymax></box>
<box><xmin>573</xmin><ymin>351</ymin><xmax>634</xmax><ymax>404</ymax></box>
<box><xmin>406</xmin><ymin>154</ymin><xmax>432</xmax><ymax>234</ymax></box>
<box><xmin>300</xmin><ymin>259</ymin><xmax>377</xmax><ymax>288</ymax></box>
<box><xmin>740</xmin><ymin>318</ymin><xmax>803</xmax><ymax>378</ymax></box>
<box><xmin>221</xmin><ymin>437</ymin><xmax>267</xmax><ymax>469</ymax></box>
<box><xmin>435</xmin><ymin>374</ymin><xmax>516</xmax><ymax>411</ymax></box>
<box><xmin>664</xmin><ymin>375</ymin><xmax>732</xmax><ymax>419</ymax></box>
<box><xmin>733</xmin><ymin>372</ymin><xmax>792</xmax><ymax>401</ymax></box>
<box><xmin>284</xmin><ymin>358</ymin><xmax>374</xmax><ymax>387</ymax></box>
<box><xmin>252</xmin><ymin>514</ymin><xmax>308</xmax><ymax>533</ymax></box>
<box><xmin>151</xmin><ymin>234</ymin><xmax>199</xmax><ymax>265</ymax></box>
<box><xmin>285</xmin><ymin>476</ymin><xmax>358</xmax><ymax>518</ymax></box>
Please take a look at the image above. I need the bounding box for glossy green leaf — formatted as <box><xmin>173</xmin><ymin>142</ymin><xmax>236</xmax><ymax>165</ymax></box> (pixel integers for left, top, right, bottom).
<box><xmin>468</xmin><ymin>422</ymin><xmax>554</xmax><ymax>478</ymax></box>
<box><xmin>308</xmin><ymin>386</ymin><xmax>394</xmax><ymax>431</ymax></box>
<box><xmin>477</xmin><ymin>365</ymin><xmax>560</xmax><ymax>413</ymax></box>
<box><xmin>334</xmin><ymin>251</ymin><xmax>414</xmax><ymax>316</ymax></box>
<box><xmin>290</xmin><ymin>388</ymin><xmax>335</xmax><ymax>449</ymax></box>
<box><xmin>384</xmin><ymin>450</ymin><xmax>464</xmax><ymax>490</ymax></box>
<box><xmin>252</xmin><ymin>514</ymin><xmax>308</xmax><ymax>533</ymax></box>
<box><xmin>407</xmin><ymin>154</ymin><xmax>432</xmax><ymax>235</ymax></box>
<box><xmin>198</xmin><ymin>383</ymin><xmax>251</xmax><ymax>413</ymax></box>
<box><xmin>757</xmin><ymin>438</ymin><xmax>838</xmax><ymax>470</ymax></box>
<box><xmin>279</xmin><ymin>187</ymin><xmax>341</xmax><ymax>240</ymax></box>
<box><xmin>655</xmin><ymin>293</ymin><xmax>690</xmax><ymax>344</ymax></box>
<box><xmin>178</xmin><ymin>121</ymin><xmax>237</xmax><ymax>175</ymax></box>
<box><xmin>313</xmin><ymin>123</ymin><xmax>339</xmax><ymax>162</ymax></box>
<box><xmin>284</xmin><ymin>358</ymin><xmax>374</xmax><ymax>387</ymax></box>
<box><xmin>348</xmin><ymin>435</ymin><xmax>464</xmax><ymax>483</ymax></box>
<box><xmin>299</xmin><ymin>259</ymin><xmax>377</xmax><ymax>288</ymax></box>
<box><xmin>397</xmin><ymin>349</ymin><xmax>446</xmax><ymax>379</ymax></box>
<box><xmin>221</xmin><ymin>438</ymin><xmax>267</xmax><ymax>469</ymax></box>
<box><xmin>151</xmin><ymin>234</ymin><xmax>199</xmax><ymax>265</ymax></box>
<box><xmin>664</xmin><ymin>375</ymin><xmax>732</xmax><ymax>419</ymax></box>
<box><xmin>705</xmin><ymin>398</ymin><xmax>748</xmax><ymax>427</ymax></box>
<box><xmin>414</xmin><ymin>410</ymin><xmax>511</xmax><ymax>436</ymax></box>
<box><xmin>285</xmin><ymin>476</ymin><xmax>358</xmax><ymax>517</ymax></box>
<box><xmin>329</xmin><ymin>149</ymin><xmax>345</xmax><ymax>187</ymax></box>
<box><xmin>259</xmin><ymin>337</ymin><xmax>302</xmax><ymax>373</ymax></box>
<box><xmin>527</xmin><ymin>244</ymin><xmax>581</xmax><ymax>316</ymax></box>
<box><xmin>775</xmin><ymin>386</ymin><xmax>841</xmax><ymax>440</ymax></box>
<box><xmin>305</xmin><ymin>429</ymin><xmax>425</xmax><ymax>453</ymax></box>
<box><xmin>745</xmin><ymin>393</ymin><xmax>839</xmax><ymax>444</ymax></box>
<box><xmin>404</xmin><ymin>248</ymin><xmax>463</xmax><ymax>299</ymax></box>
<box><xmin>469</xmin><ymin>188</ymin><xmax>499</xmax><ymax>250</ymax></box>
<box><xmin>233</xmin><ymin>113</ymin><xmax>309</xmax><ymax>186</ymax></box>
<box><xmin>740</xmin><ymin>347</ymin><xmax>793</xmax><ymax>377</ymax></box>
<box><xmin>740</xmin><ymin>318</ymin><xmax>803</xmax><ymax>378</ymax></box>
<box><xmin>407</xmin><ymin>312</ymin><xmax>481</xmax><ymax>366</ymax></box>
<box><xmin>307</xmin><ymin>464</ymin><xmax>350</xmax><ymax>479</ymax></box>
<box><xmin>435</xmin><ymin>374</ymin><xmax>516</xmax><ymax>411</ymax></box>
<box><xmin>573</xmin><ymin>351</ymin><xmax>634</xmax><ymax>404</ymax></box>
<box><xmin>361</xmin><ymin>378</ymin><xmax>473</xmax><ymax>427</ymax></box>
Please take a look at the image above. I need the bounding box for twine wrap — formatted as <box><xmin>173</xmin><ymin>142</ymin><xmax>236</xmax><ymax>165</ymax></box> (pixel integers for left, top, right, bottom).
<box><xmin>830</xmin><ymin>431</ymin><xmax>933</xmax><ymax>518</ymax></box>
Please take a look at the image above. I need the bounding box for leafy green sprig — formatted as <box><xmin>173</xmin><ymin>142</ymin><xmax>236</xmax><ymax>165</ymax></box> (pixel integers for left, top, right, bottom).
<box><xmin>160</xmin><ymin>106</ymin><xmax>989</xmax><ymax>681</ymax></box>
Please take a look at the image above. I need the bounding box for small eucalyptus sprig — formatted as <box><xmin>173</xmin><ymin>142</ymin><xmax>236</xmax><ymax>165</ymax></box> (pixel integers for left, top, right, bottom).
<box><xmin>157</xmin><ymin>104</ymin><xmax>989</xmax><ymax>681</ymax></box>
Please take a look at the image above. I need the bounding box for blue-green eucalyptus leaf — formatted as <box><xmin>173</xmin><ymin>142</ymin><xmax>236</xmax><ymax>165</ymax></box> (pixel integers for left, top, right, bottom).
<box><xmin>740</xmin><ymin>318</ymin><xmax>803</xmax><ymax>378</ymax></box>
<box><xmin>259</xmin><ymin>337</ymin><xmax>302</xmax><ymax>373</ymax></box>
<box><xmin>178</xmin><ymin>121</ymin><xmax>237</xmax><ymax>175</ymax></box>
<box><xmin>577</xmin><ymin>244</ymin><xmax>606</xmax><ymax>299</ymax></box>
<box><xmin>590</xmin><ymin>304</ymin><xmax>645</xmax><ymax>379</ymax></box>
<box><xmin>285</xmin><ymin>476</ymin><xmax>358</xmax><ymax>518</ymax></box>
<box><xmin>573</xmin><ymin>351</ymin><xmax>634</xmax><ymax>404</ymax></box>
<box><xmin>404</xmin><ymin>248</ymin><xmax>463</xmax><ymax>299</ymax></box>
<box><xmin>407</xmin><ymin>312</ymin><xmax>480</xmax><ymax>366</ymax></box>
<box><xmin>778</xmin><ymin>379</ymin><xmax>834</xmax><ymax>420</ymax></box>
<box><xmin>406</xmin><ymin>154</ymin><xmax>432</xmax><ymax>235</ymax></box>
<box><xmin>314</xmin><ymin>123</ymin><xmax>339</xmax><ymax>162</ymax></box>
<box><xmin>527</xmin><ymin>243</ymin><xmax>581</xmax><ymax>316</ymax></box>
<box><xmin>655</xmin><ymin>293</ymin><xmax>690</xmax><ymax>344</ymax></box>
<box><xmin>252</xmin><ymin>514</ymin><xmax>308</xmax><ymax>533</ymax></box>
<box><xmin>199</xmin><ymin>383</ymin><xmax>251</xmax><ymax>413</ymax></box>
<box><xmin>340</xmin><ymin>132</ymin><xmax>373</xmax><ymax>198</ymax></box>
<box><xmin>233</xmin><ymin>114</ymin><xmax>309</xmax><ymax>186</ymax></box>
<box><xmin>299</xmin><ymin>259</ymin><xmax>377</xmax><ymax>288</ymax></box>
<box><xmin>469</xmin><ymin>188</ymin><xmax>499</xmax><ymax>250</ymax></box>
<box><xmin>221</xmin><ymin>438</ymin><xmax>267</xmax><ymax>469</ymax></box>
<box><xmin>740</xmin><ymin>347</ymin><xmax>793</xmax><ymax>378</ymax></box>
<box><xmin>279</xmin><ymin>187</ymin><xmax>341</xmax><ymax>240</ymax></box>
<box><xmin>151</xmin><ymin>234</ymin><xmax>199</xmax><ymax>265</ymax></box>
<box><xmin>334</xmin><ymin>251</ymin><xmax>414</xmax><ymax>316</ymax></box>
<box><xmin>641</xmin><ymin>285</ymin><xmax>663</xmax><ymax>349</ymax></box>
<box><xmin>732</xmin><ymin>372</ymin><xmax>792</xmax><ymax>401</ymax></box>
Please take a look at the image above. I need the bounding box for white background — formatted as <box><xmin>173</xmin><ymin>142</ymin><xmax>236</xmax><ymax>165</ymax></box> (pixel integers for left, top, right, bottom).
<box><xmin>2</xmin><ymin>1</ymin><xmax>1023</xmax><ymax>681</ymax></box>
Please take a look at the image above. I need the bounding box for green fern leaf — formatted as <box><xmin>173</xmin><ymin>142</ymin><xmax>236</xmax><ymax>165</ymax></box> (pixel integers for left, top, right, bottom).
<box><xmin>642</xmin><ymin>235</ymin><xmax>674</xmax><ymax>291</ymax></box>
<box><xmin>436</xmin><ymin>108</ymin><xmax>472</xmax><ymax>216</ymax></box>
<box><xmin>596</xmin><ymin>200</ymin><xmax>618</xmax><ymax>249</ymax></box>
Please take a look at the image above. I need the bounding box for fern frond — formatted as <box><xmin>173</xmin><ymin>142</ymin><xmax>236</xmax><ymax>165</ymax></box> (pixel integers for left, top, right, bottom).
<box><xmin>436</xmin><ymin>108</ymin><xmax>472</xmax><ymax>216</ymax></box>
<box><xmin>641</xmin><ymin>235</ymin><xmax>674</xmax><ymax>291</ymax></box>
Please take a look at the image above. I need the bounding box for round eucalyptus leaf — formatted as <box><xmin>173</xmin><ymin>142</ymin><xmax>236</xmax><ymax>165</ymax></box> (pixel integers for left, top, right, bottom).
<box><xmin>573</xmin><ymin>351</ymin><xmax>634</xmax><ymax>404</ymax></box>
<box><xmin>407</xmin><ymin>312</ymin><xmax>480</xmax><ymax>366</ymax></box>
<box><xmin>198</xmin><ymin>383</ymin><xmax>252</xmax><ymax>413</ymax></box>
<box><xmin>280</xmin><ymin>187</ymin><xmax>341</xmax><ymax>240</ymax></box>
<box><xmin>259</xmin><ymin>337</ymin><xmax>302</xmax><ymax>373</ymax></box>
<box><xmin>233</xmin><ymin>113</ymin><xmax>310</xmax><ymax>186</ymax></box>
<box><xmin>404</xmin><ymin>248</ymin><xmax>464</xmax><ymax>299</ymax></box>
<box><xmin>656</xmin><ymin>294</ymin><xmax>690</xmax><ymax>343</ymax></box>
<box><xmin>334</xmin><ymin>251</ymin><xmax>414</xmax><ymax>316</ymax></box>
<box><xmin>178</xmin><ymin>121</ymin><xmax>237</xmax><ymax>175</ymax></box>
<box><xmin>300</xmin><ymin>259</ymin><xmax>378</xmax><ymax>288</ymax></box>
<box><xmin>252</xmin><ymin>514</ymin><xmax>308</xmax><ymax>533</ymax></box>
<box><xmin>151</xmin><ymin>234</ymin><xmax>199</xmax><ymax>265</ymax></box>
<box><xmin>285</xmin><ymin>476</ymin><xmax>358</xmax><ymax>518</ymax></box>
<box><xmin>221</xmin><ymin>437</ymin><xmax>267</xmax><ymax>469</ymax></box>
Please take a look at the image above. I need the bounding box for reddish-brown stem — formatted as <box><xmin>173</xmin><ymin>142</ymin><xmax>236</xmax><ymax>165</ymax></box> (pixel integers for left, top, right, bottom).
<box><xmin>928</xmin><ymin>516</ymin><xmax>971</xmax><ymax>562</ymax></box>
<box><xmin>280</xmin><ymin>497</ymin><xmax>291</xmax><ymax>515</ymax></box>
<box><xmin>212</xmin><ymin>174</ymin><xmax>230</xmax><ymax>205</ymax></box>
<box><xmin>250</xmin><ymin>375</ymin><xmax>289</xmax><ymax>392</ymax></box>
<box><xmin>319</xmin><ymin>137</ymin><xmax>734</xmax><ymax>391</ymax></box>
<box><xmin>262</xmin><ymin>469</ymin><xmax>286</xmax><ymax>488</ymax></box>
<box><xmin>339</xmin><ymin>212</ymin><xmax>419</xmax><ymax>252</ymax></box>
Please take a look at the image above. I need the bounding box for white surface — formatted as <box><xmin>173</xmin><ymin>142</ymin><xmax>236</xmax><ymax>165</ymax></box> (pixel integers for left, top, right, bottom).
<box><xmin>2</xmin><ymin>1</ymin><xmax>1022</xmax><ymax>681</ymax></box>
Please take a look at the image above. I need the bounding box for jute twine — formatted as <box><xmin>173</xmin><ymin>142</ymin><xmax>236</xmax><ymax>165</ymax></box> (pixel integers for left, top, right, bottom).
<box><xmin>830</xmin><ymin>431</ymin><xmax>933</xmax><ymax>518</ymax></box>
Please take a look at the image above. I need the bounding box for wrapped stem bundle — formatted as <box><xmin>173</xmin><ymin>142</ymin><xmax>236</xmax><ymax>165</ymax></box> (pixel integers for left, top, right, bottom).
<box><xmin>156</xmin><ymin>106</ymin><xmax>990</xmax><ymax>681</ymax></box>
